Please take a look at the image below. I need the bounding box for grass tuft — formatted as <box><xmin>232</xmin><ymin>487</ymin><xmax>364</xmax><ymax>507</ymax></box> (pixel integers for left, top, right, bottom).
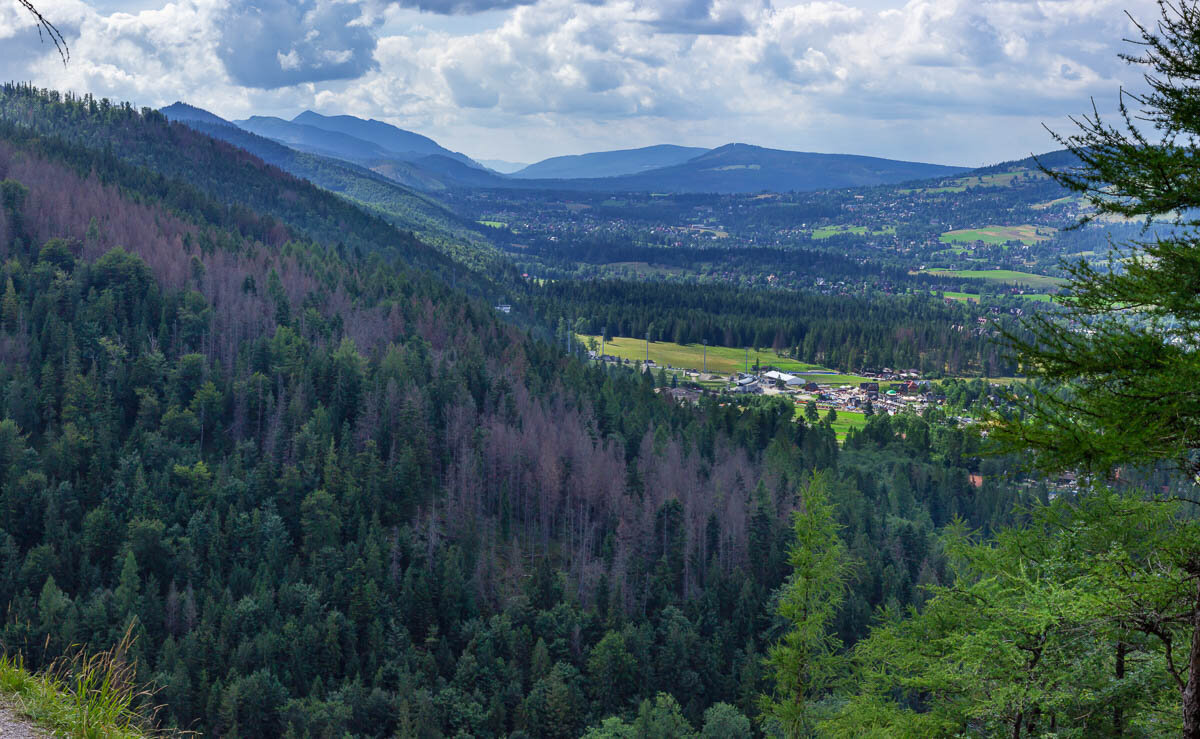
<box><xmin>0</xmin><ymin>626</ymin><xmax>179</xmax><ymax>738</ymax></box>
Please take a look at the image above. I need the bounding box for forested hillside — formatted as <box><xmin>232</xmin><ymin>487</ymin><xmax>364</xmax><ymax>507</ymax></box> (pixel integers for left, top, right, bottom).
<box><xmin>0</xmin><ymin>86</ymin><xmax>505</xmax><ymax>282</ymax></box>
<box><xmin>531</xmin><ymin>280</ymin><xmax>1022</xmax><ymax>376</ymax></box>
<box><xmin>0</xmin><ymin>85</ymin><xmax>1031</xmax><ymax>737</ymax></box>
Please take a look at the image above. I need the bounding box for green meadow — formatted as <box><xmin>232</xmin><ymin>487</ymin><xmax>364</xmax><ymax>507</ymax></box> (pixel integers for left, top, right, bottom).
<box><xmin>939</xmin><ymin>224</ymin><xmax>1052</xmax><ymax>246</ymax></box>
<box><xmin>939</xmin><ymin>290</ymin><xmax>1054</xmax><ymax>303</ymax></box>
<box><xmin>582</xmin><ymin>336</ymin><xmax>816</xmax><ymax>374</ymax></box>
<box><xmin>920</xmin><ymin>269</ymin><xmax>1066</xmax><ymax>289</ymax></box>
<box><xmin>811</xmin><ymin>225</ymin><xmax>896</xmax><ymax>239</ymax></box>
<box><xmin>826</xmin><ymin>410</ymin><xmax>870</xmax><ymax>442</ymax></box>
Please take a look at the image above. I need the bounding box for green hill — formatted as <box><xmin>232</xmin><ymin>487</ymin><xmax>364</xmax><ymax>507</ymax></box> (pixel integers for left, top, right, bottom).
<box><xmin>163</xmin><ymin>107</ymin><xmax>503</xmax><ymax>271</ymax></box>
<box><xmin>512</xmin><ymin>144</ymin><xmax>710</xmax><ymax>179</ymax></box>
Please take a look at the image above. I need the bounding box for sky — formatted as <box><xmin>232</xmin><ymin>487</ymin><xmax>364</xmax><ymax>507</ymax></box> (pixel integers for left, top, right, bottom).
<box><xmin>1</xmin><ymin>0</ymin><xmax>1161</xmax><ymax>166</ymax></box>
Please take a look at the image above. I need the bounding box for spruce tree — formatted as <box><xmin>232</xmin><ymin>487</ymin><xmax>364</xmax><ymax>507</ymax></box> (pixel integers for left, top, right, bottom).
<box><xmin>996</xmin><ymin>2</ymin><xmax>1200</xmax><ymax>734</ymax></box>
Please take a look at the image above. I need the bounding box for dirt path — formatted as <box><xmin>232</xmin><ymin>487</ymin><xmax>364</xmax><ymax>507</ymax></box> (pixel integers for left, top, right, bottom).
<box><xmin>0</xmin><ymin>698</ymin><xmax>48</xmax><ymax>738</ymax></box>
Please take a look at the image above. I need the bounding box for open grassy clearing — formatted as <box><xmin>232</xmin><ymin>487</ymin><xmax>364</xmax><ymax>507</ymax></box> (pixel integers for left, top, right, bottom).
<box><xmin>826</xmin><ymin>410</ymin><xmax>870</xmax><ymax>442</ymax></box>
<box><xmin>811</xmin><ymin>225</ymin><xmax>896</xmax><ymax>239</ymax></box>
<box><xmin>687</xmin><ymin>226</ymin><xmax>730</xmax><ymax>238</ymax></box>
<box><xmin>581</xmin><ymin>336</ymin><xmax>884</xmax><ymax>385</ymax></box>
<box><xmin>917</xmin><ymin>269</ymin><xmax>1066</xmax><ymax>289</ymax></box>
<box><xmin>582</xmin><ymin>335</ymin><xmax>819</xmax><ymax>374</ymax></box>
<box><xmin>598</xmin><ymin>262</ymin><xmax>689</xmax><ymax>277</ymax></box>
<box><xmin>939</xmin><ymin>224</ymin><xmax>1053</xmax><ymax>246</ymax></box>
<box><xmin>902</xmin><ymin>170</ymin><xmax>1040</xmax><ymax>194</ymax></box>
<box><xmin>583</xmin><ymin>336</ymin><xmax>1025</xmax><ymax>388</ymax></box>
<box><xmin>477</xmin><ymin>220</ymin><xmax>507</xmax><ymax>228</ymax></box>
<box><xmin>1032</xmin><ymin>195</ymin><xmax>1077</xmax><ymax>210</ymax></box>
<box><xmin>938</xmin><ymin>290</ymin><xmax>1053</xmax><ymax>303</ymax></box>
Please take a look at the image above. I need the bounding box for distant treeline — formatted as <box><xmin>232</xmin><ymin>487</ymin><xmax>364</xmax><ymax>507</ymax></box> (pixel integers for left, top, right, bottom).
<box><xmin>529</xmin><ymin>280</ymin><xmax>1025</xmax><ymax>376</ymax></box>
<box><xmin>514</xmin><ymin>237</ymin><xmax>911</xmax><ymax>278</ymax></box>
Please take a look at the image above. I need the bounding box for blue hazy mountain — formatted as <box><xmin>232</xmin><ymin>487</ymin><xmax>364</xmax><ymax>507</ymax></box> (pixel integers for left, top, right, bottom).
<box><xmin>512</xmin><ymin>144</ymin><xmax>710</xmax><ymax>179</ymax></box>
<box><xmin>585</xmin><ymin>143</ymin><xmax>968</xmax><ymax>193</ymax></box>
<box><xmin>479</xmin><ymin>159</ymin><xmax>529</xmax><ymax>174</ymax></box>
<box><xmin>291</xmin><ymin>110</ymin><xmax>481</xmax><ymax>168</ymax></box>
<box><xmin>169</xmin><ymin>103</ymin><xmax>967</xmax><ymax>194</ymax></box>
<box><xmin>233</xmin><ymin>115</ymin><xmax>393</xmax><ymax>163</ymax></box>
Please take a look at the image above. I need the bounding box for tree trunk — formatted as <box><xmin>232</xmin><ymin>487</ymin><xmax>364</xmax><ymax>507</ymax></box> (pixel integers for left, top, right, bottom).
<box><xmin>1183</xmin><ymin>578</ymin><xmax>1200</xmax><ymax>738</ymax></box>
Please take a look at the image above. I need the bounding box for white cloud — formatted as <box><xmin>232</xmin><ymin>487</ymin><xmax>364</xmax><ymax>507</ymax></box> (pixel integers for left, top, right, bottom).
<box><xmin>3</xmin><ymin>0</ymin><xmax>1163</xmax><ymax>165</ymax></box>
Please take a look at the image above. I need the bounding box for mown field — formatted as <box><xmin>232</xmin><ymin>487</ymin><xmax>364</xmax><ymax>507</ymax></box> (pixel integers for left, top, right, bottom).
<box><xmin>582</xmin><ymin>336</ymin><xmax>883</xmax><ymax>385</ymax></box>
<box><xmin>901</xmin><ymin>170</ymin><xmax>1039</xmax><ymax>194</ymax></box>
<box><xmin>827</xmin><ymin>410</ymin><xmax>870</xmax><ymax>442</ymax></box>
<box><xmin>939</xmin><ymin>290</ymin><xmax>1053</xmax><ymax>303</ymax></box>
<box><xmin>939</xmin><ymin>224</ymin><xmax>1053</xmax><ymax>246</ymax></box>
<box><xmin>582</xmin><ymin>335</ymin><xmax>817</xmax><ymax>374</ymax></box>
<box><xmin>919</xmin><ymin>269</ymin><xmax>1066</xmax><ymax>289</ymax></box>
<box><xmin>811</xmin><ymin>225</ymin><xmax>896</xmax><ymax>239</ymax></box>
<box><xmin>1032</xmin><ymin>195</ymin><xmax>1076</xmax><ymax>210</ymax></box>
<box><xmin>597</xmin><ymin>262</ymin><xmax>689</xmax><ymax>277</ymax></box>
<box><xmin>585</xmin><ymin>338</ymin><xmax>888</xmax><ymax>386</ymax></box>
<box><xmin>583</xmin><ymin>335</ymin><xmax>1026</xmax><ymax>388</ymax></box>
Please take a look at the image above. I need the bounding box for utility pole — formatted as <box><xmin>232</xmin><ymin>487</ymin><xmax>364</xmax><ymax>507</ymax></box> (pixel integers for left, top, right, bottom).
<box><xmin>745</xmin><ymin>347</ymin><xmax>749</xmax><ymax>374</ymax></box>
<box><xmin>703</xmin><ymin>339</ymin><xmax>707</xmax><ymax>374</ymax></box>
<box><xmin>646</xmin><ymin>329</ymin><xmax>650</xmax><ymax>364</ymax></box>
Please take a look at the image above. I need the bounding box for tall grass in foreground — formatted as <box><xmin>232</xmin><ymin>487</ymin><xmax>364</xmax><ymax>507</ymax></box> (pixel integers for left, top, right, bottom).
<box><xmin>0</xmin><ymin>626</ymin><xmax>172</xmax><ymax>738</ymax></box>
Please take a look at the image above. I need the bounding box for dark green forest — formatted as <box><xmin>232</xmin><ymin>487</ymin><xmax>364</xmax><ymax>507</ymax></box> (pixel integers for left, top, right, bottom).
<box><xmin>0</xmin><ymin>86</ymin><xmax>1033</xmax><ymax>736</ymax></box>
<box><xmin>6</xmin><ymin>0</ymin><xmax>1200</xmax><ymax>729</ymax></box>
<box><xmin>529</xmin><ymin>280</ymin><xmax>1021</xmax><ymax>376</ymax></box>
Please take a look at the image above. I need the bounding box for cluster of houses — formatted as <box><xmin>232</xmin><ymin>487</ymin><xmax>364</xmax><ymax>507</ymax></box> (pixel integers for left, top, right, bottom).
<box><xmin>590</xmin><ymin>350</ymin><xmax>955</xmax><ymax>417</ymax></box>
<box><xmin>724</xmin><ymin>369</ymin><xmax>944</xmax><ymax>416</ymax></box>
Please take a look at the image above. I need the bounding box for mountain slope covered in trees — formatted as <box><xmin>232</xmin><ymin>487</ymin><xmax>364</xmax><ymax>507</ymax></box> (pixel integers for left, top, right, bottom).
<box><xmin>291</xmin><ymin>110</ymin><xmax>481</xmax><ymax>168</ymax></box>
<box><xmin>512</xmin><ymin>145</ymin><xmax>710</xmax><ymax>179</ymax></box>
<box><xmin>158</xmin><ymin>103</ymin><xmax>502</xmax><ymax>270</ymax></box>
<box><xmin>0</xmin><ymin>84</ymin><xmax>1025</xmax><ymax>737</ymax></box>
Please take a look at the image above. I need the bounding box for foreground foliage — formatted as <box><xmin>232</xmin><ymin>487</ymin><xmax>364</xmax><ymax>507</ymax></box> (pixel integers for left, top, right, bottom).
<box><xmin>0</xmin><ymin>630</ymin><xmax>156</xmax><ymax>738</ymax></box>
<box><xmin>824</xmin><ymin>489</ymin><xmax>1186</xmax><ymax>737</ymax></box>
<box><xmin>793</xmin><ymin>2</ymin><xmax>1200</xmax><ymax>736</ymax></box>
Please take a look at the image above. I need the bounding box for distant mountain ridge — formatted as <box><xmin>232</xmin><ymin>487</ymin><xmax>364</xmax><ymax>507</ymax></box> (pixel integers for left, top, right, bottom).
<box><xmin>618</xmin><ymin>143</ymin><xmax>967</xmax><ymax>192</ymax></box>
<box><xmin>512</xmin><ymin>144</ymin><xmax>710</xmax><ymax>179</ymax></box>
<box><xmin>970</xmin><ymin>148</ymin><xmax>1080</xmax><ymax>175</ymax></box>
<box><xmin>160</xmin><ymin>101</ymin><xmax>234</xmax><ymax>127</ymax></box>
<box><xmin>291</xmin><ymin>110</ymin><xmax>481</xmax><ymax>168</ymax></box>
<box><xmin>163</xmin><ymin>101</ymin><xmax>967</xmax><ymax>194</ymax></box>
<box><xmin>505</xmin><ymin>143</ymin><xmax>968</xmax><ymax>193</ymax></box>
<box><xmin>222</xmin><ymin>110</ymin><xmax>483</xmax><ymax>175</ymax></box>
<box><xmin>479</xmin><ymin>159</ymin><xmax>528</xmax><ymax>174</ymax></box>
<box><xmin>162</xmin><ymin>103</ymin><xmax>501</xmax><ymax>267</ymax></box>
<box><xmin>235</xmin><ymin>115</ymin><xmax>393</xmax><ymax>163</ymax></box>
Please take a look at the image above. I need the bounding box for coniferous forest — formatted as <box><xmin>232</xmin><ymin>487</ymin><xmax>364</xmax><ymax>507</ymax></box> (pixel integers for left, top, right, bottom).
<box><xmin>0</xmin><ymin>84</ymin><xmax>1022</xmax><ymax>737</ymax></box>
<box><xmin>6</xmin><ymin>2</ymin><xmax>1200</xmax><ymax>737</ymax></box>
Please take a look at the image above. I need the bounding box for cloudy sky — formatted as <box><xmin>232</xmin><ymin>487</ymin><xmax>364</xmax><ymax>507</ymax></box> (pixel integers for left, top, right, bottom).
<box><xmin>2</xmin><ymin>0</ymin><xmax>1160</xmax><ymax>166</ymax></box>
